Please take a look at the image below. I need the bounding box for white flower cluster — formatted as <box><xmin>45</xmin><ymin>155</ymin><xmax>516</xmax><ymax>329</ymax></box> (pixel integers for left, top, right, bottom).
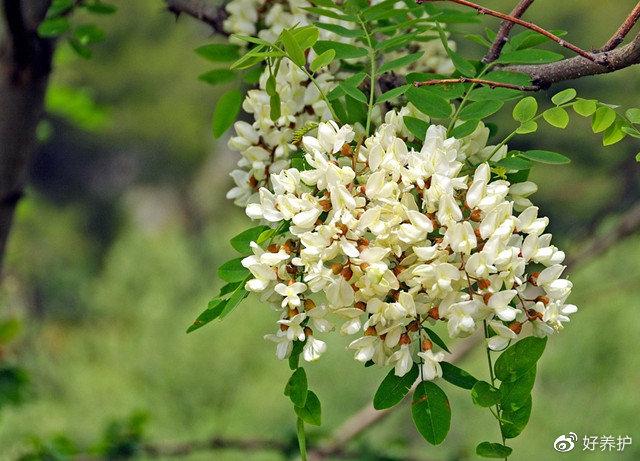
<box><xmin>224</xmin><ymin>0</ymin><xmax>455</xmax><ymax>207</ymax></box>
<box><xmin>241</xmin><ymin>120</ymin><xmax>577</xmax><ymax>377</ymax></box>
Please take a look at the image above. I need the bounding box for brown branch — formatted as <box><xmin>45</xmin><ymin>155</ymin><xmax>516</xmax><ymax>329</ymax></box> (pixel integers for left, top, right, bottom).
<box><xmin>483</xmin><ymin>0</ymin><xmax>535</xmax><ymax>63</ymax></box>
<box><xmin>309</xmin><ymin>200</ymin><xmax>640</xmax><ymax>459</ymax></box>
<box><xmin>163</xmin><ymin>0</ymin><xmax>228</xmax><ymax>35</ymax></box>
<box><xmin>505</xmin><ymin>32</ymin><xmax>640</xmax><ymax>89</ymax></box>
<box><xmin>141</xmin><ymin>436</ymin><xmax>290</xmax><ymax>457</ymax></box>
<box><xmin>414</xmin><ymin>77</ymin><xmax>539</xmax><ymax>91</ymax></box>
<box><xmin>601</xmin><ymin>2</ymin><xmax>640</xmax><ymax>51</ymax></box>
<box><xmin>418</xmin><ymin>0</ymin><xmax>600</xmax><ymax>63</ymax></box>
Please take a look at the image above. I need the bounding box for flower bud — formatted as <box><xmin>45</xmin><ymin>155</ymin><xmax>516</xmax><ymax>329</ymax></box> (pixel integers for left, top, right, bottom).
<box><xmin>341</xmin><ymin>266</ymin><xmax>353</xmax><ymax>281</ymax></box>
<box><xmin>304</xmin><ymin>298</ymin><xmax>316</xmax><ymax>310</ymax></box>
<box><xmin>303</xmin><ymin>326</ymin><xmax>313</xmax><ymax>337</ymax></box>
<box><xmin>482</xmin><ymin>292</ymin><xmax>493</xmax><ymax>304</ymax></box>
<box><xmin>331</xmin><ymin>263</ymin><xmax>343</xmax><ymax>275</ymax></box>
<box><xmin>267</xmin><ymin>243</ymin><xmax>279</xmax><ymax>253</ymax></box>
<box><xmin>535</xmin><ymin>295</ymin><xmax>550</xmax><ymax>306</ymax></box>
<box><xmin>428</xmin><ymin>306</ymin><xmax>440</xmax><ymax>320</ymax></box>
<box><xmin>355</xmin><ymin>301</ymin><xmax>366</xmax><ymax>311</ymax></box>
<box><xmin>528</xmin><ymin>272</ymin><xmax>540</xmax><ymax>286</ymax></box>
<box><xmin>399</xmin><ymin>333</ymin><xmax>411</xmax><ymax>345</ymax></box>
<box><xmin>365</xmin><ymin>326</ymin><xmax>377</xmax><ymax>336</ymax></box>
<box><xmin>421</xmin><ymin>339</ymin><xmax>433</xmax><ymax>351</ymax></box>
<box><xmin>477</xmin><ymin>278</ymin><xmax>491</xmax><ymax>290</ymax></box>
<box><xmin>508</xmin><ymin>322</ymin><xmax>523</xmax><ymax>334</ymax></box>
<box><xmin>341</xmin><ymin>143</ymin><xmax>353</xmax><ymax>157</ymax></box>
<box><xmin>469</xmin><ymin>209</ymin><xmax>482</xmax><ymax>222</ymax></box>
<box><xmin>408</xmin><ymin>320</ymin><xmax>420</xmax><ymax>332</ymax></box>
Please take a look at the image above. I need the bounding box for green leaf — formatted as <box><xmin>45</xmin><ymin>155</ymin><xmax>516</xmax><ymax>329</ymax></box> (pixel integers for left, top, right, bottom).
<box><xmin>471</xmin><ymin>381</ymin><xmax>500</xmax><ymax>407</ymax></box>
<box><xmin>377</xmin><ymin>84</ymin><xmax>412</xmax><ymax>104</ymax></box>
<box><xmin>291</xmin><ymin>26</ymin><xmax>320</xmax><ymax>51</ymax></box>
<box><xmin>512</xmin><ymin>96</ymin><xmax>537</xmax><ymax>122</ymax></box>
<box><xmin>592</xmin><ymin>106</ymin><xmax>617</xmax><ymax>133</ymax></box>
<box><xmin>516</xmin><ymin>120</ymin><xmax>538</xmax><ymax>134</ymax></box>
<box><xmin>373</xmin><ymin>363</ymin><xmax>419</xmax><ymax>410</ymax></box>
<box><xmin>603</xmin><ymin>119</ymin><xmax>626</xmax><ymax>146</ymax></box>
<box><xmin>636</xmin><ymin>152</ymin><xmax>640</xmax><ymax>162</ymax></box>
<box><xmin>217</xmin><ymin>257</ymin><xmax>250</xmax><ymax>282</ymax></box>
<box><xmin>295</xmin><ymin>390</ymin><xmax>321</xmax><ymax>426</ymax></box>
<box><xmin>440</xmin><ymin>362</ymin><xmax>478</xmax><ymax>390</ymax></box>
<box><xmin>83</xmin><ymin>1</ymin><xmax>117</xmax><ymax>14</ymax></box>
<box><xmin>543</xmin><ymin>107</ymin><xmax>569</xmax><ymax>128</ymax></box>
<box><xmin>186</xmin><ymin>299</ymin><xmax>226</xmax><ymax>333</ymax></box>
<box><xmin>508</xmin><ymin>29</ymin><xmax>567</xmax><ymax>50</ymax></box>
<box><xmin>284</xmin><ymin>368</ymin><xmax>308</xmax><ymax>407</ymax></box>
<box><xmin>521</xmin><ymin>150</ymin><xmax>570</xmax><ymax>165</ymax></box>
<box><xmin>339</xmin><ymin>83</ymin><xmax>368</xmax><ymax>104</ymax></box>
<box><xmin>496</xmin><ymin>156</ymin><xmax>532</xmax><ymax>171</ymax></box>
<box><xmin>378</xmin><ymin>52</ymin><xmax>424</xmax><ymax>75</ymax></box>
<box><xmin>403</xmin><ymin>116</ymin><xmax>429</xmax><ymax>141</ymax></box>
<box><xmin>626</xmin><ymin>108</ymin><xmax>640</xmax><ymax>124</ymax></box>
<box><xmin>212</xmin><ymin>89</ymin><xmax>243</xmax><ymax>138</ymax></box>
<box><xmin>501</xmin><ymin>395</ymin><xmax>532</xmax><ymax>438</ymax></box>
<box><xmin>195</xmin><ymin>43</ymin><xmax>240</xmax><ymax>62</ymax></box>
<box><xmin>217</xmin><ymin>282</ymin><xmax>250</xmax><ymax>319</ymax></box>
<box><xmin>37</xmin><ymin>17</ymin><xmax>70</xmax><ymax>37</ymax></box>
<box><xmin>500</xmin><ymin>366</ymin><xmax>536</xmax><ymax>411</ymax></box>
<box><xmin>450</xmin><ymin>119</ymin><xmax>480</xmax><ymax>138</ymax></box>
<box><xmin>314</xmin><ymin>23</ymin><xmax>364</xmax><ymax>38</ymax></box>
<box><xmin>622</xmin><ymin>125</ymin><xmax>640</xmax><ymax>138</ymax></box>
<box><xmin>465</xmin><ymin>33</ymin><xmax>491</xmax><ymax>47</ymax></box>
<box><xmin>47</xmin><ymin>0</ymin><xmax>74</xmax><ymax>18</ymax></box>
<box><xmin>459</xmin><ymin>100</ymin><xmax>503</xmax><ymax>121</ymax></box>
<box><xmin>476</xmin><ymin>442</ymin><xmax>513</xmax><ymax>458</ymax></box>
<box><xmin>270</xmin><ymin>93</ymin><xmax>281</xmax><ymax>121</ymax></box>
<box><xmin>411</xmin><ymin>381</ymin><xmax>451</xmax><ymax>445</ymax></box>
<box><xmin>198</xmin><ymin>69</ymin><xmax>236</xmax><ymax>86</ymax></box>
<box><xmin>423</xmin><ymin>327</ymin><xmax>451</xmax><ymax>353</ymax></box>
<box><xmin>310</xmin><ymin>49</ymin><xmax>335</xmax><ymax>72</ymax></box>
<box><xmin>0</xmin><ymin>367</ymin><xmax>29</xmax><ymax>409</ymax></box>
<box><xmin>406</xmin><ymin>87</ymin><xmax>452</xmax><ymax>119</ymax></box>
<box><xmin>551</xmin><ymin>88</ymin><xmax>577</xmax><ymax>105</ymax></box>
<box><xmin>494</xmin><ymin>337</ymin><xmax>547</xmax><ymax>382</ymax></box>
<box><xmin>68</xmin><ymin>38</ymin><xmax>92</xmax><ymax>59</ymax></box>
<box><xmin>289</xmin><ymin>340</ymin><xmax>305</xmax><ymax>370</ymax></box>
<box><xmin>497</xmin><ymin>49</ymin><xmax>564</xmax><ymax>64</ymax></box>
<box><xmin>74</xmin><ymin>24</ymin><xmax>105</xmax><ymax>44</ymax></box>
<box><xmin>303</xmin><ymin>7</ymin><xmax>356</xmax><ymax>21</ymax></box>
<box><xmin>573</xmin><ymin>98</ymin><xmax>597</xmax><ymax>117</ymax></box>
<box><xmin>280</xmin><ymin>29</ymin><xmax>306</xmax><ymax>66</ymax></box>
<box><xmin>313</xmin><ymin>40</ymin><xmax>367</xmax><ymax>59</ymax></box>
<box><xmin>230</xmin><ymin>225</ymin><xmax>270</xmax><ymax>253</ymax></box>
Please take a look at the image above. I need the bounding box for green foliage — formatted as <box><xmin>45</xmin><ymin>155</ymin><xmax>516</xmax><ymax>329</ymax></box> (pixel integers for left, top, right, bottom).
<box><xmin>411</xmin><ymin>381</ymin><xmax>451</xmax><ymax>445</ymax></box>
<box><xmin>496</xmin><ymin>49</ymin><xmax>564</xmax><ymax>64</ymax></box>
<box><xmin>285</xmin><ymin>368</ymin><xmax>308</xmax><ymax>407</ymax></box>
<box><xmin>476</xmin><ymin>442</ymin><xmax>513</xmax><ymax>458</ymax></box>
<box><xmin>470</xmin><ymin>381</ymin><xmax>500</xmax><ymax>407</ymax></box>
<box><xmin>212</xmin><ymin>90</ymin><xmax>243</xmax><ymax>138</ymax></box>
<box><xmin>406</xmin><ymin>87</ymin><xmax>452</xmax><ymax>119</ymax></box>
<box><xmin>373</xmin><ymin>363</ymin><xmax>419</xmax><ymax>410</ymax></box>
<box><xmin>403</xmin><ymin>116</ymin><xmax>429</xmax><ymax>141</ymax></box>
<box><xmin>543</xmin><ymin>107</ymin><xmax>570</xmax><ymax>128</ymax></box>
<box><xmin>512</xmin><ymin>96</ymin><xmax>537</xmax><ymax>123</ymax></box>
<box><xmin>440</xmin><ymin>362</ymin><xmax>478</xmax><ymax>390</ymax></box>
<box><xmin>0</xmin><ymin>367</ymin><xmax>29</xmax><ymax>410</ymax></box>
<box><xmin>294</xmin><ymin>390</ymin><xmax>322</xmax><ymax>426</ymax></box>
<box><xmin>494</xmin><ymin>337</ymin><xmax>547</xmax><ymax>383</ymax></box>
<box><xmin>521</xmin><ymin>150</ymin><xmax>571</xmax><ymax>165</ymax></box>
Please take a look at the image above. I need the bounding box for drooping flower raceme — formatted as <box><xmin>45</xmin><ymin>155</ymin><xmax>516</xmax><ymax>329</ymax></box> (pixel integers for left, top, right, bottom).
<box><xmin>241</xmin><ymin>120</ymin><xmax>577</xmax><ymax>376</ymax></box>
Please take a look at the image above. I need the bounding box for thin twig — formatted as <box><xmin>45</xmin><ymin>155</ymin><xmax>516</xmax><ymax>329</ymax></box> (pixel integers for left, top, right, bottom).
<box><xmin>310</xmin><ymin>199</ymin><xmax>640</xmax><ymax>459</ymax></box>
<box><xmin>414</xmin><ymin>77</ymin><xmax>539</xmax><ymax>91</ymax></box>
<box><xmin>483</xmin><ymin>0</ymin><xmax>535</xmax><ymax>63</ymax></box>
<box><xmin>418</xmin><ymin>0</ymin><xmax>599</xmax><ymax>63</ymax></box>
<box><xmin>163</xmin><ymin>0</ymin><xmax>228</xmax><ymax>35</ymax></box>
<box><xmin>601</xmin><ymin>2</ymin><xmax>640</xmax><ymax>51</ymax></box>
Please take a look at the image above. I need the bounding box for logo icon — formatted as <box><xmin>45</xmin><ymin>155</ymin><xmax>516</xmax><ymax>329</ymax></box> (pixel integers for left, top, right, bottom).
<box><xmin>554</xmin><ymin>433</ymin><xmax>578</xmax><ymax>452</ymax></box>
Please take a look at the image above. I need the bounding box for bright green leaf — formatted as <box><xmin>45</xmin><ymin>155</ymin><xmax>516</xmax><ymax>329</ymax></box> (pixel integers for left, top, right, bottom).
<box><xmin>603</xmin><ymin>120</ymin><xmax>626</xmax><ymax>146</ymax></box>
<box><xmin>377</xmin><ymin>84</ymin><xmax>412</xmax><ymax>104</ymax></box>
<box><xmin>217</xmin><ymin>257</ymin><xmax>250</xmax><ymax>282</ymax></box>
<box><xmin>37</xmin><ymin>17</ymin><xmax>70</xmax><ymax>37</ymax></box>
<box><xmin>516</xmin><ymin>120</ymin><xmax>538</xmax><ymax>134</ymax></box>
<box><xmin>521</xmin><ymin>150</ymin><xmax>570</xmax><ymax>165</ymax></box>
<box><xmin>378</xmin><ymin>52</ymin><xmax>424</xmax><ymax>75</ymax></box>
<box><xmin>626</xmin><ymin>108</ymin><xmax>640</xmax><ymax>123</ymax></box>
<box><xmin>310</xmin><ymin>49</ymin><xmax>335</xmax><ymax>72</ymax></box>
<box><xmin>450</xmin><ymin>119</ymin><xmax>480</xmax><ymax>138</ymax></box>
<box><xmin>440</xmin><ymin>362</ymin><xmax>478</xmax><ymax>390</ymax></box>
<box><xmin>295</xmin><ymin>390</ymin><xmax>321</xmax><ymax>426</ymax></box>
<box><xmin>573</xmin><ymin>99</ymin><xmax>597</xmax><ymax>117</ymax></box>
<box><xmin>373</xmin><ymin>363</ymin><xmax>419</xmax><ymax>410</ymax></box>
<box><xmin>476</xmin><ymin>442</ymin><xmax>513</xmax><ymax>458</ymax></box>
<box><xmin>198</xmin><ymin>69</ymin><xmax>236</xmax><ymax>86</ymax></box>
<box><xmin>471</xmin><ymin>381</ymin><xmax>500</xmax><ymax>407</ymax></box>
<box><xmin>497</xmin><ymin>49</ymin><xmax>564</xmax><ymax>64</ymax></box>
<box><xmin>281</xmin><ymin>29</ymin><xmax>306</xmax><ymax>66</ymax></box>
<box><xmin>501</xmin><ymin>395</ymin><xmax>532</xmax><ymax>438</ymax></box>
<box><xmin>313</xmin><ymin>40</ymin><xmax>367</xmax><ymax>59</ymax></box>
<box><xmin>592</xmin><ymin>106</ymin><xmax>617</xmax><ymax>133</ymax></box>
<box><xmin>230</xmin><ymin>225</ymin><xmax>271</xmax><ymax>253</ymax></box>
<box><xmin>512</xmin><ymin>96</ymin><xmax>537</xmax><ymax>123</ymax></box>
<box><xmin>494</xmin><ymin>337</ymin><xmax>547</xmax><ymax>382</ymax></box>
<box><xmin>284</xmin><ymin>368</ymin><xmax>308</xmax><ymax>407</ymax></box>
<box><xmin>543</xmin><ymin>107</ymin><xmax>569</xmax><ymax>128</ymax></box>
<box><xmin>551</xmin><ymin>88</ymin><xmax>577</xmax><ymax>105</ymax></box>
<box><xmin>406</xmin><ymin>87</ymin><xmax>452</xmax><ymax>119</ymax></box>
<box><xmin>500</xmin><ymin>366</ymin><xmax>536</xmax><ymax>411</ymax></box>
<box><xmin>458</xmin><ymin>100</ymin><xmax>503</xmax><ymax>121</ymax></box>
<box><xmin>196</xmin><ymin>43</ymin><xmax>241</xmax><ymax>62</ymax></box>
<box><xmin>411</xmin><ymin>381</ymin><xmax>451</xmax><ymax>445</ymax></box>
<box><xmin>423</xmin><ymin>327</ymin><xmax>451</xmax><ymax>353</ymax></box>
<box><xmin>212</xmin><ymin>89</ymin><xmax>243</xmax><ymax>138</ymax></box>
<box><xmin>403</xmin><ymin>116</ymin><xmax>429</xmax><ymax>141</ymax></box>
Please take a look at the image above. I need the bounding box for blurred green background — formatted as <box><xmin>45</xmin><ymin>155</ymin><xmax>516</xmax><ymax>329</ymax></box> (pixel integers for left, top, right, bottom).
<box><xmin>0</xmin><ymin>0</ymin><xmax>639</xmax><ymax>459</ymax></box>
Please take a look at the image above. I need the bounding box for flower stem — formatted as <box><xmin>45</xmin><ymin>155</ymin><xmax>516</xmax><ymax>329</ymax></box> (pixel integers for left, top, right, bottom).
<box><xmin>483</xmin><ymin>320</ymin><xmax>508</xmax><ymax>460</ymax></box>
<box><xmin>296</xmin><ymin>417</ymin><xmax>307</xmax><ymax>461</ymax></box>
<box><xmin>358</xmin><ymin>15</ymin><xmax>377</xmax><ymax>136</ymax></box>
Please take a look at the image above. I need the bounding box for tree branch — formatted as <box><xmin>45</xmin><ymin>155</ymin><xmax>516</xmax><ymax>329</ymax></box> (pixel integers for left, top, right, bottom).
<box><xmin>483</xmin><ymin>0</ymin><xmax>535</xmax><ymax>63</ymax></box>
<box><xmin>163</xmin><ymin>0</ymin><xmax>228</xmax><ymax>35</ymax></box>
<box><xmin>414</xmin><ymin>77</ymin><xmax>539</xmax><ymax>91</ymax></box>
<box><xmin>504</xmin><ymin>32</ymin><xmax>640</xmax><ymax>89</ymax></box>
<box><xmin>418</xmin><ymin>0</ymin><xmax>599</xmax><ymax>63</ymax></box>
<box><xmin>601</xmin><ymin>2</ymin><xmax>640</xmax><ymax>51</ymax></box>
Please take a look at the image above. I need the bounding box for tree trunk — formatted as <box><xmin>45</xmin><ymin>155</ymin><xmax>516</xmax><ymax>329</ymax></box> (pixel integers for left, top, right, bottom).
<box><xmin>0</xmin><ymin>0</ymin><xmax>53</xmax><ymax>274</ymax></box>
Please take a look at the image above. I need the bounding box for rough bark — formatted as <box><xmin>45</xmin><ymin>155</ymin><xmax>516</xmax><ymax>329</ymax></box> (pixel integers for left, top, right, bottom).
<box><xmin>0</xmin><ymin>0</ymin><xmax>53</xmax><ymax>273</ymax></box>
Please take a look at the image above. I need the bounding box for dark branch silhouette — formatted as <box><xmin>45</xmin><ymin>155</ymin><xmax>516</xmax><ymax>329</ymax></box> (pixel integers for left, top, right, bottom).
<box><xmin>483</xmin><ymin>0</ymin><xmax>535</xmax><ymax>63</ymax></box>
<box><xmin>415</xmin><ymin>77</ymin><xmax>539</xmax><ymax>91</ymax></box>
<box><xmin>164</xmin><ymin>0</ymin><xmax>228</xmax><ymax>35</ymax></box>
<box><xmin>601</xmin><ymin>2</ymin><xmax>640</xmax><ymax>51</ymax></box>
